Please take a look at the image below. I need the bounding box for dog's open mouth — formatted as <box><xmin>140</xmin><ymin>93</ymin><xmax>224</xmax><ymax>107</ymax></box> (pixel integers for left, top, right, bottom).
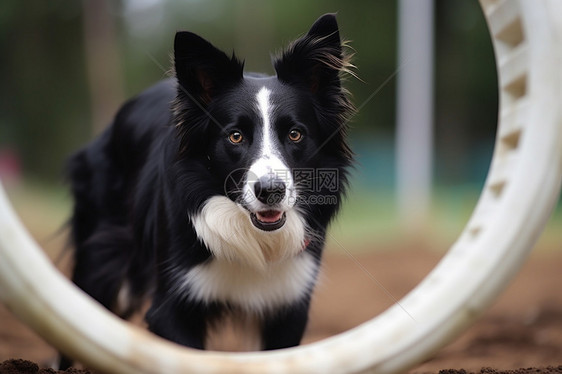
<box><xmin>250</xmin><ymin>210</ymin><xmax>287</xmax><ymax>232</ymax></box>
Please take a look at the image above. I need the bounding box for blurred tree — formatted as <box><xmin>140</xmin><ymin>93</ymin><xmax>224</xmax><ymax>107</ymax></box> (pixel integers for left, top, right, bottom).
<box><xmin>434</xmin><ymin>0</ymin><xmax>497</xmax><ymax>185</ymax></box>
<box><xmin>82</xmin><ymin>0</ymin><xmax>125</xmax><ymax>135</ymax></box>
<box><xmin>0</xmin><ymin>1</ymin><xmax>90</xmax><ymax>182</ymax></box>
<box><xmin>0</xmin><ymin>0</ymin><xmax>497</xmax><ymax>188</ymax></box>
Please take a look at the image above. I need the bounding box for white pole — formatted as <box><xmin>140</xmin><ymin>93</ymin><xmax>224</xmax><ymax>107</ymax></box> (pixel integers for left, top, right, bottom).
<box><xmin>396</xmin><ymin>0</ymin><xmax>435</xmax><ymax>233</ymax></box>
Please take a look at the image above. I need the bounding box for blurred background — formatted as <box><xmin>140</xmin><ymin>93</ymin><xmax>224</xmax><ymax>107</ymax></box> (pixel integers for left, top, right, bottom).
<box><xmin>2</xmin><ymin>1</ymin><xmax>562</xmax><ymax>369</ymax></box>
<box><xmin>0</xmin><ymin>0</ymin><xmax>560</xmax><ymax>254</ymax></box>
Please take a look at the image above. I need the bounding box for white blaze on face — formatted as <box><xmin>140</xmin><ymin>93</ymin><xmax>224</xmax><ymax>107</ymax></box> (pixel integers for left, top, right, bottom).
<box><xmin>243</xmin><ymin>87</ymin><xmax>296</xmax><ymax>210</ymax></box>
<box><xmin>190</xmin><ymin>88</ymin><xmax>309</xmax><ymax>272</ymax></box>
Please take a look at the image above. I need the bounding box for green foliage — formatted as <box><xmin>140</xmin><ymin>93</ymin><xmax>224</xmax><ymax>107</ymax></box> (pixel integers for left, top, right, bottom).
<box><xmin>0</xmin><ymin>1</ymin><xmax>89</xmax><ymax>180</ymax></box>
<box><xmin>0</xmin><ymin>0</ymin><xmax>497</xmax><ymax>187</ymax></box>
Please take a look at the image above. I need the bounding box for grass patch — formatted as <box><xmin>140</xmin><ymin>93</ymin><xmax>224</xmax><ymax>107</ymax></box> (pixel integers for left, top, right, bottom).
<box><xmin>327</xmin><ymin>185</ymin><xmax>562</xmax><ymax>254</ymax></box>
<box><xmin>4</xmin><ymin>180</ymin><xmax>561</xmax><ymax>256</ymax></box>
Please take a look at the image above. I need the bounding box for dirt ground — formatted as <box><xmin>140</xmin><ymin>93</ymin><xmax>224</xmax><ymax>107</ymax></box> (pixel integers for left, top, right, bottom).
<box><xmin>307</xmin><ymin>247</ymin><xmax>562</xmax><ymax>373</ymax></box>
<box><xmin>1</xmin><ymin>245</ymin><xmax>561</xmax><ymax>373</ymax></box>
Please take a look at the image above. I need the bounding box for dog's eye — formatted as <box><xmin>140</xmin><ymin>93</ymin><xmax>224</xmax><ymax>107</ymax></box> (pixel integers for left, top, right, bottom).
<box><xmin>288</xmin><ymin>129</ymin><xmax>303</xmax><ymax>143</ymax></box>
<box><xmin>228</xmin><ymin>131</ymin><xmax>244</xmax><ymax>144</ymax></box>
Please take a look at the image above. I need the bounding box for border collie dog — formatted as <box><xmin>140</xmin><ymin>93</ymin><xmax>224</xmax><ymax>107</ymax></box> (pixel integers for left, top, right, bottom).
<box><xmin>66</xmin><ymin>13</ymin><xmax>353</xmax><ymax>357</ymax></box>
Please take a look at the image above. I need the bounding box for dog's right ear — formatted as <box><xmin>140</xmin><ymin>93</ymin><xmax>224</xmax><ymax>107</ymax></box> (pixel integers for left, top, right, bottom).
<box><xmin>174</xmin><ymin>32</ymin><xmax>244</xmax><ymax>107</ymax></box>
<box><xmin>274</xmin><ymin>14</ymin><xmax>346</xmax><ymax>96</ymax></box>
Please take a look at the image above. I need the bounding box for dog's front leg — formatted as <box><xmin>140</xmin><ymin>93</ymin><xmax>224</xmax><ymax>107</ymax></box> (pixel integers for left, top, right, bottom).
<box><xmin>261</xmin><ymin>300</ymin><xmax>311</xmax><ymax>350</ymax></box>
<box><xmin>145</xmin><ymin>296</ymin><xmax>208</xmax><ymax>349</ymax></box>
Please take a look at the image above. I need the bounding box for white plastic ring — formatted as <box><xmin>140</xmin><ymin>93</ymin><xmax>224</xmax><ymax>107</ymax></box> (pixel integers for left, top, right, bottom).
<box><xmin>1</xmin><ymin>1</ymin><xmax>561</xmax><ymax>373</ymax></box>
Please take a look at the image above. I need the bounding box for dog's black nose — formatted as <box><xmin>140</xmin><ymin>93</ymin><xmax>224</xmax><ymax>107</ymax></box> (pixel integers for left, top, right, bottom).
<box><xmin>254</xmin><ymin>176</ymin><xmax>286</xmax><ymax>205</ymax></box>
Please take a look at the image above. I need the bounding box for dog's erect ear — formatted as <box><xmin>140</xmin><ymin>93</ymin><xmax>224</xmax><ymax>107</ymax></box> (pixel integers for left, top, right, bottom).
<box><xmin>274</xmin><ymin>14</ymin><xmax>354</xmax><ymax>167</ymax></box>
<box><xmin>274</xmin><ymin>13</ymin><xmax>347</xmax><ymax>95</ymax></box>
<box><xmin>174</xmin><ymin>32</ymin><xmax>244</xmax><ymax>106</ymax></box>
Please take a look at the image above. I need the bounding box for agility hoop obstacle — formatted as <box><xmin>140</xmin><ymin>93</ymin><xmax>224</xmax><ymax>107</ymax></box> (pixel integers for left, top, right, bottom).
<box><xmin>1</xmin><ymin>1</ymin><xmax>561</xmax><ymax>373</ymax></box>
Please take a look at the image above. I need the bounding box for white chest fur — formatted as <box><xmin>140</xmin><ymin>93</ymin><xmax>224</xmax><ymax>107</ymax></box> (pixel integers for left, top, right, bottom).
<box><xmin>190</xmin><ymin>196</ymin><xmax>307</xmax><ymax>272</ymax></box>
<box><xmin>178</xmin><ymin>252</ymin><xmax>318</xmax><ymax>313</ymax></box>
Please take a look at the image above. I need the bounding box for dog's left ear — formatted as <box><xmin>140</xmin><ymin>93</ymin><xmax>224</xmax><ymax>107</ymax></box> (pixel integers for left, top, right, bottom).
<box><xmin>274</xmin><ymin>13</ymin><xmax>347</xmax><ymax>95</ymax></box>
<box><xmin>174</xmin><ymin>31</ymin><xmax>244</xmax><ymax>106</ymax></box>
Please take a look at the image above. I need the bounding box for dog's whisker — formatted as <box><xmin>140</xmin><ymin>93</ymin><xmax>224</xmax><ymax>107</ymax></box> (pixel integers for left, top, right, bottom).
<box><xmin>305</xmin><ymin>60</ymin><xmax>407</xmax><ymax>163</ymax></box>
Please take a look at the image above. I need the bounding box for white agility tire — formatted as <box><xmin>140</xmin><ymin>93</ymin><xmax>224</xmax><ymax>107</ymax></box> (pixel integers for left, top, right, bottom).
<box><xmin>1</xmin><ymin>1</ymin><xmax>561</xmax><ymax>373</ymax></box>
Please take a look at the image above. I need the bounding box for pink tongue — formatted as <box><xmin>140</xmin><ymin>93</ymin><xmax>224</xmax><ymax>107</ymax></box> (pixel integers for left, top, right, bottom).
<box><xmin>257</xmin><ymin>210</ymin><xmax>283</xmax><ymax>223</ymax></box>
